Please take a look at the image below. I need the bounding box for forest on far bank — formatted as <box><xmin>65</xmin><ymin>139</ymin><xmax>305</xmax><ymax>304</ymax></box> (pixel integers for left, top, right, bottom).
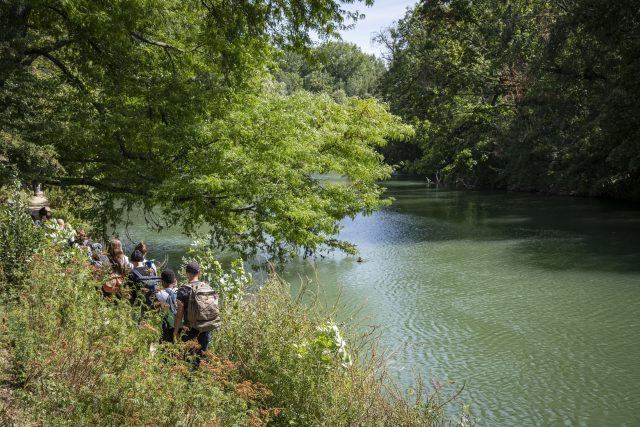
<box><xmin>284</xmin><ymin>1</ymin><xmax>640</xmax><ymax>201</ymax></box>
<box><xmin>379</xmin><ymin>0</ymin><xmax>640</xmax><ymax>201</ymax></box>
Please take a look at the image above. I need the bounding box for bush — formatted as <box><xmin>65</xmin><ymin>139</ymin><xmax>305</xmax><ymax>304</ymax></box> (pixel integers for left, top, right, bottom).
<box><xmin>0</xmin><ymin>186</ymin><xmax>45</xmax><ymax>296</ymax></box>
<box><xmin>214</xmin><ymin>278</ymin><xmax>458</xmax><ymax>426</ymax></box>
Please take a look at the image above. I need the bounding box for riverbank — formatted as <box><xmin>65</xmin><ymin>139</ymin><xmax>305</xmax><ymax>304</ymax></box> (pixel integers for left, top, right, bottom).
<box><xmin>0</xmin><ymin>193</ymin><xmax>470</xmax><ymax>426</ymax></box>
<box><xmin>391</xmin><ymin>173</ymin><xmax>640</xmax><ymax>203</ymax></box>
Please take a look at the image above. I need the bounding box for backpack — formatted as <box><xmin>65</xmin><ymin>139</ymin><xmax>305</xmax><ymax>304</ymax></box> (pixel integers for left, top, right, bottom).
<box><xmin>103</xmin><ymin>274</ymin><xmax>124</xmax><ymax>295</ymax></box>
<box><xmin>131</xmin><ymin>267</ymin><xmax>160</xmax><ymax>306</ymax></box>
<box><xmin>184</xmin><ymin>281</ymin><xmax>221</xmax><ymax>332</ymax></box>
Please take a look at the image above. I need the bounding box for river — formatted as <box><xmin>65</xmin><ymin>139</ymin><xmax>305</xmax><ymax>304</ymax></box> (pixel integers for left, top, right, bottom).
<box><xmin>120</xmin><ymin>180</ymin><xmax>640</xmax><ymax>426</ymax></box>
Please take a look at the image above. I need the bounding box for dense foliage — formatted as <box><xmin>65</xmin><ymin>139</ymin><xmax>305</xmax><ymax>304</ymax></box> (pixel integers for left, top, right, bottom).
<box><xmin>0</xmin><ymin>0</ymin><xmax>411</xmax><ymax>259</ymax></box>
<box><xmin>0</xmin><ymin>186</ymin><xmax>44</xmax><ymax>294</ymax></box>
<box><xmin>0</xmin><ymin>204</ymin><xmax>469</xmax><ymax>426</ymax></box>
<box><xmin>379</xmin><ymin>0</ymin><xmax>640</xmax><ymax>199</ymax></box>
<box><xmin>277</xmin><ymin>41</ymin><xmax>385</xmax><ymax>101</ymax></box>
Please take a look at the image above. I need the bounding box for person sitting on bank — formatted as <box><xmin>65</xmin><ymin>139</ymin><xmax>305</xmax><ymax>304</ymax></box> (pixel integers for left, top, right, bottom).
<box><xmin>34</xmin><ymin>206</ymin><xmax>53</xmax><ymax>226</ymax></box>
<box><xmin>155</xmin><ymin>269</ymin><xmax>179</xmax><ymax>343</ymax></box>
<box><xmin>174</xmin><ymin>262</ymin><xmax>221</xmax><ymax>361</ymax></box>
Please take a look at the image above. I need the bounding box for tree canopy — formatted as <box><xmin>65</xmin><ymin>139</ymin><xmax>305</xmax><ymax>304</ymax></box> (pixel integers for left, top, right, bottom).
<box><xmin>379</xmin><ymin>0</ymin><xmax>640</xmax><ymax>199</ymax></box>
<box><xmin>277</xmin><ymin>41</ymin><xmax>385</xmax><ymax>101</ymax></box>
<box><xmin>0</xmin><ymin>0</ymin><xmax>413</xmax><ymax>259</ymax></box>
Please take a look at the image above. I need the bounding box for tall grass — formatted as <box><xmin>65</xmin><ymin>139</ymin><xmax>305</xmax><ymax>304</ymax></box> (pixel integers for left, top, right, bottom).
<box><xmin>0</xmin><ymin>195</ymin><xmax>471</xmax><ymax>426</ymax></box>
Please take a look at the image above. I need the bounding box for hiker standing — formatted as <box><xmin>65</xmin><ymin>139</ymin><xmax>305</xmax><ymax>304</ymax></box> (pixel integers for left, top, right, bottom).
<box><xmin>90</xmin><ymin>243</ymin><xmax>111</xmax><ymax>268</ymax></box>
<box><xmin>70</xmin><ymin>229</ymin><xmax>91</xmax><ymax>247</ymax></box>
<box><xmin>103</xmin><ymin>239</ymin><xmax>131</xmax><ymax>297</ymax></box>
<box><xmin>127</xmin><ymin>250</ymin><xmax>159</xmax><ymax>309</ymax></box>
<box><xmin>156</xmin><ymin>269</ymin><xmax>179</xmax><ymax>343</ymax></box>
<box><xmin>132</xmin><ymin>241</ymin><xmax>157</xmax><ymax>275</ymax></box>
<box><xmin>174</xmin><ymin>262</ymin><xmax>221</xmax><ymax>360</ymax></box>
<box><xmin>108</xmin><ymin>239</ymin><xmax>131</xmax><ymax>276</ymax></box>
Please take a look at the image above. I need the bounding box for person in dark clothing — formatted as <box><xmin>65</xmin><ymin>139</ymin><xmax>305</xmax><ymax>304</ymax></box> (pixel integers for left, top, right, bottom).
<box><xmin>174</xmin><ymin>262</ymin><xmax>210</xmax><ymax>357</ymax></box>
<box><xmin>132</xmin><ymin>241</ymin><xmax>157</xmax><ymax>275</ymax></box>
<box><xmin>127</xmin><ymin>250</ymin><xmax>158</xmax><ymax>309</ymax></box>
<box><xmin>90</xmin><ymin>243</ymin><xmax>111</xmax><ymax>268</ymax></box>
<box><xmin>34</xmin><ymin>206</ymin><xmax>52</xmax><ymax>226</ymax></box>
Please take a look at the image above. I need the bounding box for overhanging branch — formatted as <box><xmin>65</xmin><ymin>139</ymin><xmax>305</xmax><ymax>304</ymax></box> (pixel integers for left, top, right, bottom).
<box><xmin>40</xmin><ymin>52</ymin><xmax>87</xmax><ymax>93</ymax></box>
<box><xmin>116</xmin><ymin>134</ymin><xmax>155</xmax><ymax>161</ymax></box>
<box><xmin>43</xmin><ymin>177</ymin><xmax>140</xmax><ymax>195</ymax></box>
<box><xmin>21</xmin><ymin>38</ymin><xmax>75</xmax><ymax>66</ymax></box>
<box><xmin>130</xmin><ymin>31</ymin><xmax>184</xmax><ymax>52</ymax></box>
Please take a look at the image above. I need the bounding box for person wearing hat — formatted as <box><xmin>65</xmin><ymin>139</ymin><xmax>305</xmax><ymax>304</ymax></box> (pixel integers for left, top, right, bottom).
<box><xmin>174</xmin><ymin>261</ymin><xmax>211</xmax><ymax>357</ymax></box>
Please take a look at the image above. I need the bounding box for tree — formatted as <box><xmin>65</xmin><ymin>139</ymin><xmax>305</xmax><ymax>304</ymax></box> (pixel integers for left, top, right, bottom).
<box><xmin>505</xmin><ymin>0</ymin><xmax>640</xmax><ymax>198</ymax></box>
<box><xmin>378</xmin><ymin>0</ymin><xmax>546</xmax><ymax>187</ymax></box>
<box><xmin>0</xmin><ymin>0</ymin><xmax>413</xmax><ymax>259</ymax></box>
<box><xmin>378</xmin><ymin>0</ymin><xmax>640</xmax><ymax>199</ymax></box>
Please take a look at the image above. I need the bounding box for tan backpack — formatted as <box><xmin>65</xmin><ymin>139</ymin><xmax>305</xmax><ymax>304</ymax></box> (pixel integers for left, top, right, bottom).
<box><xmin>184</xmin><ymin>281</ymin><xmax>221</xmax><ymax>332</ymax></box>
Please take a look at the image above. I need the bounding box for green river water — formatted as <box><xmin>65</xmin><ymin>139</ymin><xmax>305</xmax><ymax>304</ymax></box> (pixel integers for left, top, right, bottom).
<box><xmin>121</xmin><ymin>180</ymin><xmax>640</xmax><ymax>426</ymax></box>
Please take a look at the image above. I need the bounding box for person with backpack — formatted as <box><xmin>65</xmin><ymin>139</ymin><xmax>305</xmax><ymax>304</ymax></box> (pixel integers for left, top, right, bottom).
<box><xmin>155</xmin><ymin>269</ymin><xmax>179</xmax><ymax>343</ymax></box>
<box><xmin>103</xmin><ymin>239</ymin><xmax>130</xmax><ymax>296</ymax></box>
<box><xmin>127</xmin><ymin>250</ymin><xmax>160</xmax><ymax>309</ymax></box>
<box><xmin>132</xmin><ymin>241</ymin><xmax>157</xmax><ymax>276</ymax></box>
<box><xmin>90</xmin><ymin>243</ymin><xmax>110</xmax><ymax>267</ymax></box>
<box><xmin>174</xmin><ymin>261</ymin><xmax>221</xmax><ymax>360</ymax></box>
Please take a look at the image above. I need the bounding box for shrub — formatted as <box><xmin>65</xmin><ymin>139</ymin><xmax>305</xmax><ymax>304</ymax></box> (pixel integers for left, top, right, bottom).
<box><xmin>180</xmin><ymin>238</ymin><xmax>253</xmax><ymax>310</ymax></box>
<box><xmin>213</xmin><ymin>277</ymin><xmax>460</xmax><ymax>426</ymax></box>
<box><xmin>0</xmin><ymin>186</ymin><xmax>45</xmax><ymax>297</ymax></box>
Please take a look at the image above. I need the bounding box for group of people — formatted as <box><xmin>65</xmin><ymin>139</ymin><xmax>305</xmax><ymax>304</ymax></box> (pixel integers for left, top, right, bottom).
<box><xmin>33</xmin><ymin>206</ymin><xmax>220</xmax><ymax>358</ymax></box>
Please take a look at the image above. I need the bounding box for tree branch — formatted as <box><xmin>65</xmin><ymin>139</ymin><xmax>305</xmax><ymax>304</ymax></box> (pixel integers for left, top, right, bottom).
<box><xmin>544</xmin><ymin>64</ymin><xmax>607</xmax><ymax>82</ymax></box>
<box><xmin>43</xmin><ymin>177</ymin><xmax>140</xmax><ymax>195</ymax></box>
<box><xmin>229</xmin><ymin>204</ymin><xmax>256</xmax><ymax>213</ymax></box>
<box><xmin>21</xmin><ymin>38</ymin><xmax>75</xmax><ymax>66</ymax></box>
<box><xmin>40</xmin><ymin>51</ymin><xmax>88</xmax><ymax>92</ymax></box>
<box><xmin>130</xmin><ymin>31</ymin><xmax>183</xmax><ymax>52</ymax></box>
<box><xmin>116</xmin><ymin>134</ymin><xmax>155</xmax><ymax>161</ymax></box>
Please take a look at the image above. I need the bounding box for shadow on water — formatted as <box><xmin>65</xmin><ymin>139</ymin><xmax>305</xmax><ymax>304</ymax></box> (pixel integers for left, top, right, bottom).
<box><xmin>509</xmin><ymin>236</ymin><xmax>640</xmax><ymax>274</ymax></box>
<box><xmin>376</xmin><ymin>181</ymin><xmax>640</xmax><ymax>274</ymax></box>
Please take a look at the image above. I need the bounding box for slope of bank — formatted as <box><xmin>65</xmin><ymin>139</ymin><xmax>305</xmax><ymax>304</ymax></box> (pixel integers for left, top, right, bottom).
<box><xmin>0</xmin><ymin>196</ymin><xmax>471</xmax><ymax>426</ymax></box>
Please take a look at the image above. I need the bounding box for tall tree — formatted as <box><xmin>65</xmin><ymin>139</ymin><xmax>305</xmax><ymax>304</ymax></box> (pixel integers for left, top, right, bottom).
<box><xmin>379</xmin><ymin>0</ymin><xmax>546</xmax><ymax>187</ymax></box>
<box><xmin>505</xmin><ymin>0</ymin><xmax>640</xmax><ymax>197</ymax></box>
<box><xmin>379</xmin><ymin>0</ymin><xmax>640</xmax><ymax>199</ymax></box>
<box><xmin>0</xmin><ymin>0</ymin><xmax>413</xmax><ymax>259</ymax></box>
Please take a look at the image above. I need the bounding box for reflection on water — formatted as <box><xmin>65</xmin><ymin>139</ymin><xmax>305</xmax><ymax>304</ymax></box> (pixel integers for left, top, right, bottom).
<box><xmin>120</xmin><ymin>181</ymin><xmax>640</xmax><ymax>426</ymax></box>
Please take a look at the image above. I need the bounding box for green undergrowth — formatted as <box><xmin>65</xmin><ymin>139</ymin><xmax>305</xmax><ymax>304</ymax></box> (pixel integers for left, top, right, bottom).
<box><xmin>0</xmin><ymin>195</ymin><xmax>471</xmax><ymax>426</ymax></box>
